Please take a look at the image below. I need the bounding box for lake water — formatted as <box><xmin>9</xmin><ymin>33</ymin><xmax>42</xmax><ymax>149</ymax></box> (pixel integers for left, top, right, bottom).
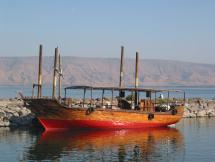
<box><xmin>0</xmin><ymin>118</ymin><xmax>215</xmax><ymax>161</ymax></box>
<box><xmin>0</xmin><ymin>85</ymin><xmax>215</xmax><ymax>161</ymax></box>
<box><xmin>1</xmin><ymin>85</ymin><xmax>215</xmax><ymax>99</ymax></box>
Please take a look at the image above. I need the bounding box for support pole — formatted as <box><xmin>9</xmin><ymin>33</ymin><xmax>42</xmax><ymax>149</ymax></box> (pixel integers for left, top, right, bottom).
<box><xmin>58</xmin><ymin>53</ymin><xmax>62</xmax><ymax>101</ymax></box>
<box><xmin>119</xmin><ymin>46</ymin><xmax>124</xmax><ymax>88</ymax></box>
<box><xmin>119</xmin><ymin>46</ymin><xmax>124</xmax><ymax>98</ymax></box>
<box><xmin>111</xmin><ymin>89</ymin><xmax>114</xmax><ymax>109</ymax></box>
<box><xmin>32</xmin><ymin>84</ymin><xmax>35</xmax><ymax>98</ymax></box>
<box><xmin>131</xmin><ymin>91</ymin><xmax>134</xmax><ymax>109</ymax></box>
<box><xmin>90</xmin><ymin>87</ymin><xmax>93</xmax><ymax>107</ymax></box>
<box><xmin>102</xmin><ymin>89</ymin><xmax>104</xmax><ymax>107</ymax></box>
<box><xmin>134</xmin><ymin>52</ymin><xmax>139</xmax><ymax>106</ymax></box>
<box><xmin>83</xmin><ymin>88</ymin><xmax>86</xmax><ymax>108</ymax></box>
<box><xmin>52</xmin><ymin>47</ymin><xmax>58</xmax><ymax>99</ymax></box>
<box><xmin>184</xmin><ymin>92</ymin><xmax>186</xmax><ymax>105</ymax></box>
<box><xmin>64</xmin><ymin>89</ymin><xmax>66</xmax><ymax>99</ymax></box>
<box><xmin>37</xmin><ymin>44</ymin><xmax>43</xmax><ymax>98</ymax></box>
<box><xmin>167</xmin><ymin>91</ymin><xmax>170</xmax><ymax>107</ymax></box>
<box><xmin>155</xmin><ymin>92</ymin><xmax>157</xmax><ymax>105</ymax></box>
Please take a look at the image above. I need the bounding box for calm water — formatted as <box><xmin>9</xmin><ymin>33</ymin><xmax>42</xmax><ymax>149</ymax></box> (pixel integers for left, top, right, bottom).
<box><xmin>1</xmin><ymin>85</ymin><xmax>215</xmax><ymax>99</ymax></box>
<box><xmin>0</xmin><ymin>118</ymin><xmax>215</xmax><ymax>161</ymax></box>
<box><xmin>0</xmin><ymin>85</ymin><xmax>215</xmax><ymax>161</ymax></box>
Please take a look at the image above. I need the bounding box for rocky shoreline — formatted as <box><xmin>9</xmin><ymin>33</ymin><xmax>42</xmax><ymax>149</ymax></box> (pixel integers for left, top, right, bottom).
<box><xmin>184</xmin><ymin>98</ymin><xmax>215</xmax><ymax>118</ymax></box>
<box><xmin>0</xmin><ymin>99</ymin><xmax>34</xmax><ymax>127</ymax></box>
<box><xmin>0</xmin><ymin>98</ymin><xmax>215</xmax><ymax>127</ymax></box>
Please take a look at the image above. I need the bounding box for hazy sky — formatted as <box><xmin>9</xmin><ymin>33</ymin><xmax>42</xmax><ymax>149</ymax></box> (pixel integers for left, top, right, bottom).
<box><xmin>0</xmin><ymin>0</ymin><xmax>214</xmax><ymax>63</ymax></box>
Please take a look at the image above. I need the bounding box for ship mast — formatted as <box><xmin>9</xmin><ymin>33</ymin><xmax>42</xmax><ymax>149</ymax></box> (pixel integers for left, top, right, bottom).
<box><xmin>134</xmin><ymin>52</ymin><xmax>139</xmax><ymax>106</ymax></box>
<box><xmin>58</xmin><ymin>53</ymin><xmax>62</xmax><ymax>101</ymax></box>
<box><xmin>119</xmin><ymin>46</ymin><xmax>125</xmax><ymax>98</ymax></box>
<box><xmin>52</xmin><ymin>47</ymin><xmax>59</xmax><ymax>99</ymax></box>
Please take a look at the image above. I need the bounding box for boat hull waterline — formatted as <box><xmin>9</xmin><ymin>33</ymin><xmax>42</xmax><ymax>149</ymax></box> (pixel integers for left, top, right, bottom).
<box><xmin>38</xmin><ymin>118</ymin><xmax>181</xmax><ymax>130</ymax></box>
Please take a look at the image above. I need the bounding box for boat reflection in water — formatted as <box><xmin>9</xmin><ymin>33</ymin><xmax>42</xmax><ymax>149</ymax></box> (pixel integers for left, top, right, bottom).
<box><xmin>25</xmin><ymin>127</ymin><xmax>184</xmax><ymax>161</ymax></box>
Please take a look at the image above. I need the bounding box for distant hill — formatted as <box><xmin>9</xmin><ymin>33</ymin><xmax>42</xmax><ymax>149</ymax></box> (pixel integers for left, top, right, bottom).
<box><xmin>0</xmin><ymin>56</ymin><xmax>215</xmax><ymax>86</ymax></box>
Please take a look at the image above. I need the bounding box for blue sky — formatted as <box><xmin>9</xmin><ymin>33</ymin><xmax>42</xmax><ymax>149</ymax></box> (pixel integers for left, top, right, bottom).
<box><xmin>0</xmin><ymin>0</ymin><xmax>214</xmax><ymax>63</ymax></box>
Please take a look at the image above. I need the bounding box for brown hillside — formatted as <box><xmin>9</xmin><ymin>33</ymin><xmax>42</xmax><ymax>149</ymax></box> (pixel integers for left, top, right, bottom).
<box><xmin>0</xmin><ymin>57</ymin><xmax>215</xmax><ymax>86</ymax></box>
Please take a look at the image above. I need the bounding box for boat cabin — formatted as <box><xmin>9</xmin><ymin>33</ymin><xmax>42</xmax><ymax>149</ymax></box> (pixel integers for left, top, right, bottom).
<box><xmin>62</xmin><ymin>86</ymin><xmax>185</xmax><ymax>113</ymax></box>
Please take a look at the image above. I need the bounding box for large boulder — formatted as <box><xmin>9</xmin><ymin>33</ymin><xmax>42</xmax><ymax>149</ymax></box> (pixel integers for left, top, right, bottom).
<box><xmin>183</xmin><ymin>106</ymin><xmax>197</xmax><ymax>118</ymax></box>
<box><xmin>196</xmin><ymin>110</ymin><xmax>207</xmax><ymax>117</ymax></box>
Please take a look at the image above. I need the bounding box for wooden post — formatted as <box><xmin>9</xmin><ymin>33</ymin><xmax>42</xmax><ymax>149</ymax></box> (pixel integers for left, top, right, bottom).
<box><xmin>52</xmin><ymin>47</ymin><xmax>58</xmax><ymax>99</ymax></box>
<box><xmin>64</xmin><ymin>88</ymin><xmax>66</xmax><ymax>99</ymax></box>
<box><xmin>119</xmin><ymin>46</ymin><xmax>125</xmax><ymax>98</ymax></box>
<box><xmin>111</xmin><ymin>89</ymin><xmax>114</xmax><ymax>109</ymax></box>
<box><xmin>184</xmin><ymin>92</ymin><xmax>186</xmax><ymax>105</ymax></box>
<box><xmin>119</xmin><ymin>46</ymin><xmax>124</xmax><ymax>88</ymax></box>
<box><xmin>135</xmin><ymin>52</ymin><xmax>139</xmax><ymax>88</ymax></box>
<box><xmin>102</xmin><ymin>89</ymin><xmax>104</xmax><ymax>107</ymax></box>
<box><xmin>131</xmin><ymin>91</ymin><xmax>134</xmax><ymax>108</ymax></box>
<box><xmin>90</xmin><ymin>87</ymin><xmax>93</xmax><ymax>107</ymax></box>
<box><xmin>37</xmin><ymin>44</ymin><xmax>43</xmax><ymax>98</ymax></box>
<box><xmin>32</xmin><ymin>84</ymin><xmax>35</xmax><ymax>98</ymax></box>
<box><xmin>83</xmin><ymin>88</ymin><xmax>86</xmax><ymax>108</ymax></box>
<box><xmin>155</xmin><ymin>92</ymin><xmax>157</xmax><ymax>105</ymax></box>
<box><xmin>135</xmin><ymin>52</ymin><xmax>139</xmax><ymax>106</ymax></box>
<box><xmin>167</xmin><ymin>91</ymin><xmax>170</xmax><ymax>107</ymax></box>
<box><xmin>58</xmin><ymin>53</ymin><xmax>62</xmax><ymax>100</ymax></box>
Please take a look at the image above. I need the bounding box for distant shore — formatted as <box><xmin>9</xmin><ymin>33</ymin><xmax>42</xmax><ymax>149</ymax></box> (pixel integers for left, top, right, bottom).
<box><xmin>0</xmin><ymin>98</ymin><xmax>215</xmax><ymax>127</ymax></box>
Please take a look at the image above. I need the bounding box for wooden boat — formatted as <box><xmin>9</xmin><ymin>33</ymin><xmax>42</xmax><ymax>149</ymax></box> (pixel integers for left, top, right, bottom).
<box><xmin>24</xmin><ymin>86</ymin><xmax>185</xmax><ymax>130</ymax></box>
<box><xmin>23</xmin><ymin>45</ymin><xmax>185</xmax><ymax>130</ymax></box>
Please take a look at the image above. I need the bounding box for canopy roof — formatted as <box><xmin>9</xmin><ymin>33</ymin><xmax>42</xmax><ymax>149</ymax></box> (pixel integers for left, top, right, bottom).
<box><xmin>64</xmin><ymin>85</ymin><xmax>184</xmax><ymax>93</ymax></box>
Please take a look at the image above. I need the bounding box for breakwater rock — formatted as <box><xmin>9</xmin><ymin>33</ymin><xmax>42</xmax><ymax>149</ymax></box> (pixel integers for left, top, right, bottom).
<box><xmin>183</xmin><ymin>99</ymin><xmax>215</xmax><ymax>118</ymax></box>
<box><xmin>0</xmin><ymin>99</ymin><xmax>35</xmax><ymax>127</ymax></box>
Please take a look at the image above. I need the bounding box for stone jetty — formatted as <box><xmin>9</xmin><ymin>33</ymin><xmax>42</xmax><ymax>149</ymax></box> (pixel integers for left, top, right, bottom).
<box><xmin>0</xmin><ymin>98</ymin><xmax>215</xmax><ymax>127</ymax></box>
<box><xmin>0</xmin><ymin>99</ymin><xmax>34</xmax><ymax>127</ymax></box>
<box><xmin>183</xmin><ymin>98</ymin><xmax>215</xmax><ymax>118</ymax></box>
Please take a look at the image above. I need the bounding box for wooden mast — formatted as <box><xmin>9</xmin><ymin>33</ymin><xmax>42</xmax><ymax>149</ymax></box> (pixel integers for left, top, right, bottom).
<box><xmin>58</xmin><ymin>53</ymin><xmax>62</xmax><ymax>100</ymax></box>
<box><xmin>37</xmin><ymin>44</ymin><xmax>43</xmax><ymax>98</ymax></box>
<box><xmin>119</xmin><ymin>46</ymin><xmax>124</xmax><ymax>98</ymax></box>
<box><xmin>119</xmin><ymin>46</ymin><xmax>124</xmax><ymax>88</ymax></box>
<box><xmin>52</xmin><ymin>47</ymin><xmax>58</xmax><ymax>99</ymax></box>
<box><xmin>134</xmin><ymin>52</ymin><xmax>139</xmax><ymax>106</ymax></box>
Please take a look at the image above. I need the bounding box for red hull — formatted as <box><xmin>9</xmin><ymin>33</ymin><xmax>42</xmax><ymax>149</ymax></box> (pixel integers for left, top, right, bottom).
<box><xmin>38</xmin><ymin>118</ymin><xmax>176</xmax><ymax>130</ymax></box>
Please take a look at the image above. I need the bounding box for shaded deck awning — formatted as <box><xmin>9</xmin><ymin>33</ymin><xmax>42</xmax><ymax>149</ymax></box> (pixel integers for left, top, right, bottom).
<box><xmin>64</xmin><ymin>85</ymin><xmax>184</xmax><ymax>93</ymax></box>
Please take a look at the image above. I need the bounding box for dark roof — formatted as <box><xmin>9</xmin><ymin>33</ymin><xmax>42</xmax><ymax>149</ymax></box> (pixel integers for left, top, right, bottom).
<box><xmin>64</xmin><ymin>85</ymin><xmax>184</xmax><ymax>93</ymax></box>
<box><xmin>65</xmin><ymin>85</ymin><xmax>92</xmax><ymax>90</ymax></box>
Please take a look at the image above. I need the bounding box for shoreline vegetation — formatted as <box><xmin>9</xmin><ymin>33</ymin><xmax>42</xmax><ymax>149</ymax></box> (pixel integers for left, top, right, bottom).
<box><xmin>0</xmin><ymin>98</ymin><xmax>215</xmax><ymax>127</ymax></box>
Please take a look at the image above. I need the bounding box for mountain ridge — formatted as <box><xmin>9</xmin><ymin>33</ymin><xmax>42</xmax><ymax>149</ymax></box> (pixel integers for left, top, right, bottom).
<box><xmin>0</xmin><ymin>56</ymin><xmax>215</xmax><ymax>86</ymax></box>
